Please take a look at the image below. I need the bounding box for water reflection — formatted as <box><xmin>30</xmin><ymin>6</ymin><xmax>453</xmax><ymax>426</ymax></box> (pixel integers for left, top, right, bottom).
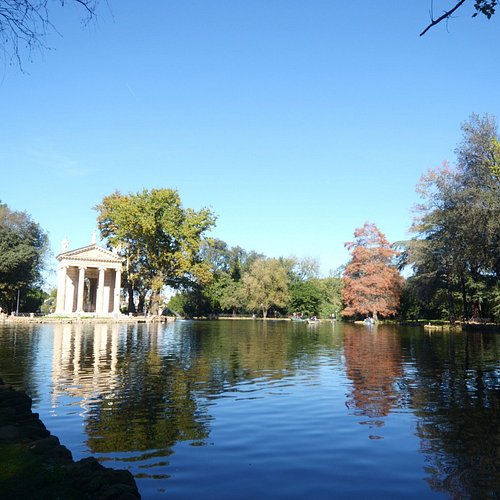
<box><xmin>0</xmin><ymin>321</ymin><xmax>499</xmax><ymax>498</ymax></box>
<box><xmin>408</xmin><ymin>331</ymin><xmax>500</xmax><ymax>498</ymax></box>
<box><xmin>343</xmin><ymin>324</ymin><xmax>403</xmax><ymax>427</ymax></box>
<box><xmin>47</xmin><ymin>321</ymin><xmax>334</xmax><ymax>459</ymax></box>
<box><xmin>50</xmin><ymin>323</ymin><xmax>210</xmax><ymax>463</ymax></box>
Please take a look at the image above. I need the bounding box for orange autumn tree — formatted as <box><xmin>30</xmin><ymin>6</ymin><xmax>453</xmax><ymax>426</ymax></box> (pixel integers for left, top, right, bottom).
<box><xmin>342</xmin><ymin>223</ymin><xmax>404</xmax><ymax>319</ymax></box>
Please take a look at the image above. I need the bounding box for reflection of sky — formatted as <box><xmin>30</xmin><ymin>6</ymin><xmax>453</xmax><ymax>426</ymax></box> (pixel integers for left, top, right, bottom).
<box><xmin>169</xmin><ymin>356</ymin><xmax>431</xmax><ymax>500</ymax></box>
<box><xmin>0</xmin><ymin>322</ymin><xmax>452</xmax><ymax>499</ymax></box>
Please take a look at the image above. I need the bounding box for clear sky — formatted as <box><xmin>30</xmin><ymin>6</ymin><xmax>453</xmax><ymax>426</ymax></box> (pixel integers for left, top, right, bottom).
<box><xmin>1</xmin><ymin>1</ymin><xmax>499</xmax><ymax>287</ymax></box>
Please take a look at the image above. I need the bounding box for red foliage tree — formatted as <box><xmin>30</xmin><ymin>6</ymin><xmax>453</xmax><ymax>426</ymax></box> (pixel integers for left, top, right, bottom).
<box><xmin>342</xmin><ymin>223</ymin><xmax>403</xmax><ymax>319</ymax></box>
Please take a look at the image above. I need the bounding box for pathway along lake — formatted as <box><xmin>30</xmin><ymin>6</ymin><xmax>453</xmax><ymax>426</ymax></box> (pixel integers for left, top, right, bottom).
<box><xmin>0</xmin><ymin>320</ymin><xmax>498</xmax><ymax>499</ymax></box>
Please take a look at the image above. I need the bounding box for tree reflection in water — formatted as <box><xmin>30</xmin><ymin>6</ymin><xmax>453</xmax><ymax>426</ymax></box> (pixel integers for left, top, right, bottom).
<box><xmin>343</xmin><ymin>324</ymin><xmax>403</xmax><ymax>428</ymax></box>
<box><xmin>409</xmin><ymin>331</ymin><xmax>500</xmax><ymax>498</ymax></box>
<box><xmin>47</xmin><ymin>321</ymin><xmax>315</xmax><ymax>467</ymax></box>
<box><xmin>342</xmin><ymin>324</ymin><xmax>500</xmax><ymax>498</ymax></box>
<box><xmin>0</xmin><ymin>321</ymin><xmax>498</xmax><ymax>498</ymax></box>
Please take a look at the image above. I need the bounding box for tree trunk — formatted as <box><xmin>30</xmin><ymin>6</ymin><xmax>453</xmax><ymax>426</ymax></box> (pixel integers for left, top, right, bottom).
<box><xmin>127</xmin><ymin>282</ymin><xmax>136</xmax><ymax>313</ymax></box>
<box><xmin>460</xmin><ymin>273</ymin><xmax>468</xmax><ymax>321</ymax></box>
<box><xmin>447</xmin><ymin>278</ymin><xmax>456</xmax><ymax>324</ymax></box>
<box><xmin>262</xmin><ymin>307</ymin><xmax>267</xmax><ymax>319</ymax></box>
<box><xmin>137</xmin><ymin>294</ymin><xmax>146</xmax><ymax>314</ymax></box>
<box><xmin>150</xmin><ymin>290</ymin><xmax>161</xmax><ymax>315</ymax></box>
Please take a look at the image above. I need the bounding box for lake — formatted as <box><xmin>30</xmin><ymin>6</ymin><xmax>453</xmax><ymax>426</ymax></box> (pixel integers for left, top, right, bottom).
<box><xmin>0</xmin><ymin>320</ymin><xmax>498</xmax><ymax>499</ymax></box>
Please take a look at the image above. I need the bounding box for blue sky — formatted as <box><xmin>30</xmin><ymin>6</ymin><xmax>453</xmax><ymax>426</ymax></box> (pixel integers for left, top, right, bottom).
<box><xmin>1</xmin><ymin>1</ymin><xmax>499</xmax><ymax>287</ymax></box>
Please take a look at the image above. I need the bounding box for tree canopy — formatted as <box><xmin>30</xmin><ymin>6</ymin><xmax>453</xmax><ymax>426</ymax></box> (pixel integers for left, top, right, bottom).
<box><xmin>243</xmin><ymin>258</ymin><xmax>290</xmax><ymax>319</ymax></box>
<box><xmin>342</xmin><ymin>223</ymin><xmax>403</xmax><ymax>319</ymax></box>
<box><xmin>0</xmin><ymin>202</ymin><xmax>48</xmax><ymax>313</ymax></box>
<box><xmin>406</xmin><ymin>113</ymin><xmax>500</xmax><ymax>322</ymax></box>
<box><xmin>95</xmin><ymin>188</ymin><xmax>217</xmax><ymax>314</ymax></box>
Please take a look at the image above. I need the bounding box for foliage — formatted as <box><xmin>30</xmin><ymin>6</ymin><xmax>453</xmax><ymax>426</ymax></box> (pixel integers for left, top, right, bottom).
<box><xmin>316</xmin><ymin>277</ymin><xmax>343</xmax><ymax>319</ymax></box>
<box><xmin>288</xmin><ymin>280</ymin><xmax>323</xmax><ymax>317</ymax></box>
<box><xmin>217</xmin><ymin>277</ymin><xmax>247</xmax><ymax>315</ymax></box>
<box><xmin>20</xmin><ymin>287</ymin><xmax>48</xmax><ymax>313</ymax></box>
<box><xmin>40</xmin><ymin>288</ymin><xmax>57</xmax><ymax>314</ymax></box>
<box><xmin>242</xmin><ymin>258</ymin><xmax>290</xmax><ymax>318</ymax></box>
<box><xmin>408</xmin><ymin>114</ymin><xmax>500</xmax><ymax>322</ymax></box>
<box><xmin>342</xmin><ymin>223</ymin><xmax>404</xmax><ymax>318</ymax></box>
<box><xmin>167</xmin><ymin>292</ymin><xmax>188</xmax><ymax>317</ymax></box>
<box><xmin>162</xmin><ymin>244</ymin><xmax>338</xmax><ymax>320</ymax></box>
<box><xmin>95</xmin><ymin>188</ymin><xmax>217</xmax><ymax>314</ymax></box>
<box><xmin>166</xmin><ymin>238</ymin><xmax>268</xmax><ymax>318</ymax></box>
<box><xmin>0</xmin><ymin>202</ymin><xmax>48</xmax><ymax>313</ymax></box>
<box><xmin>282</xmin><ymin>257</ymin><xmax>342</xmax><ymax>318</ymax></box>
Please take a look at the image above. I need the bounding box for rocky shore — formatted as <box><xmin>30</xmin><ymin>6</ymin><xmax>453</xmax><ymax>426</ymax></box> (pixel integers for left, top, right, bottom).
<box><xmin>0</xmin><ymin>378</ymin><xmax>141</xmax><ymax>499</ymax></box>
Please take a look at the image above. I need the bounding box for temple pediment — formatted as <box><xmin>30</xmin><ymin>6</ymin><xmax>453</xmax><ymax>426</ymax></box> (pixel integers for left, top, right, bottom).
<box><xmin>57</xmin><ymin>244</ymin><xmax>123</xmax><ymax>266</ymax></box>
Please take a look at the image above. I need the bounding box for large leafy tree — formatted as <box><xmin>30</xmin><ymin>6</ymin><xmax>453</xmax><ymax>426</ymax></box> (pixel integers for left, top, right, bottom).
<box><xmin>0</xmin><ymin>202</ymin><xmax>48</xmax><ymax>313</ymax></box>
<box><xmin>242</xmin><ymin>258</ymin><xmax>290</xmax><ymax>318</ymax></box>
<box><xmin>342</xmin><ymin>223</ymin><xmax>403</xmax><ymax>319</ymax></box>
<box><xmin>408</xmin><ymin>114</ymin><xmax>500</xmax><ymax>322</ymax></box>
<box><xmin>95</xmin><ymin>188</ymin><xmax>217</xmax><ymax>314</ymax></box>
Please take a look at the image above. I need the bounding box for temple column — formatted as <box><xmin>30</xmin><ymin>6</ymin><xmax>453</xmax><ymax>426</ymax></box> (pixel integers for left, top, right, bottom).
<box><xmin>55</xmin><ymin>265</ymin><xmax>68</xmax><ymax>314</ymax></box>
<box><xmin>76</xmin><ymin>267</ymin><xmax>86</xmax><ymax>313</ymax></box>
<box><xmin>96</xmin><ymin>267</ymin><xmax>106</xmax><ymax>314</ymax></box>
<box><xmin>113</xmin><ymin>268</ymin><xmax>122</xmax><ymax>314</ymax></box>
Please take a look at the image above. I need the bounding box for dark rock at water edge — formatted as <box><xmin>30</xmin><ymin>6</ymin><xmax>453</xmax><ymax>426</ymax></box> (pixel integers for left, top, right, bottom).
<box><xmin>0</xmin><ymin>377</ymin><xmax>141</xmax><ymax>499</ymax></box>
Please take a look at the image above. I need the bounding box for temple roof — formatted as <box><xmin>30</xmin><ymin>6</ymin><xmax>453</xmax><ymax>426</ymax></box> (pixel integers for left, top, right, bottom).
<box><xmin>56</xmin><ymin>244</ymin><xmax>123</xmax><ymax>266</ymax></box>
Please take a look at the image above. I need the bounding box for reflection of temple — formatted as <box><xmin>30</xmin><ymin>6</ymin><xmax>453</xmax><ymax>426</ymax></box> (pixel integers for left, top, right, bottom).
<box><xmin>55</xmin><ymin>240</ymin><xmax>123</xmax><ymax>316</ymax></box>
<box><xmin>51</xmin><ymin>323</ymin><xmax>121</xmax><ymax>408</ymax></box>
<box><xmin>49</xmin><ymin>323</ymin><xmax>209</xmax><ymax>456</ymax></box>
<box><xmin>343</xmin><ymin>326</ymin><xmax>403</xmax><ymax>421</ymax></box>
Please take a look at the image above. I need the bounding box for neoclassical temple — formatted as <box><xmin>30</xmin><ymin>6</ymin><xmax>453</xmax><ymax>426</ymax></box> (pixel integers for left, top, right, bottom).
<box><xmin>55</xmin><ymin>241</ymin><xmax>124</xmax><ymax>316</ymax></box>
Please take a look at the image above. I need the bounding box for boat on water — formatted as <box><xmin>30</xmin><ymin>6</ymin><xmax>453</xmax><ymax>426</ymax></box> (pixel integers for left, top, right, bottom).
<box><xmin>306</xmin><ymin>317</ymin><xmax>320</xmax><ymax>324</ymax></box>
<box><xmin>354</xmin><ymin>317</ymin><xmax>377</xmax><ymax>326</ymax></box>
<box><xmin>290</xmin><ymin>316</ymin><xmax>306</xmax><ymax>322</ymax></box>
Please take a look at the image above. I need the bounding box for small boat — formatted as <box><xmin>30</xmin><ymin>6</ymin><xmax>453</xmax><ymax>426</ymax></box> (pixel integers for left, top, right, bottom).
<box><xmin>290</xmin><ymin>315</ymin><xmax>306</xmax><ymax>322</ymax></box>
<box><xmin>306</xmin><ymin>317</ymin><xmax>320</xmax><ymax>324</ymax></box>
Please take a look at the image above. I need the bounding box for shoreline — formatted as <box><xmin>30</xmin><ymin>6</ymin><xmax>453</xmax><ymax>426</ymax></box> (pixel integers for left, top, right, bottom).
<box><xmin>1</xmin><ymin>314</ymin><xmax>498</xmax><ymax>332</ymax></box>
<box><xmin>0</xmin><ymin>377</ymin><xmax>141</xmax><ymax>498</ymax></box>
<box><xmin>0</xmin><ymin>313</ymin><xmax>176</xmax><ymax>324</ymax></box>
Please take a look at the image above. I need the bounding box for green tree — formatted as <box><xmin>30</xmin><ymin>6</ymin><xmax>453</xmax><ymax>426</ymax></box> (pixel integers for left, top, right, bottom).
<box><xmin>316</xmin><ymin>276</ymin><xmax>343</xmax><ymax>319</ymax></box>
<box><xmin>242</xmin><ymin>258</ymin><xmax>290</xmax><ymax>318</ymax></box>
<box><xmin>95</xmin><ymin>188</ymin><xmax>217</xmax><ymax>314</ymax></box>
<box><xmin>288</xmin><ymin>280</ymin><xmax>322</xmax><ymax>317</ymax></box>
<box><xmin>0</xmin><ymin>202</ymin><xmax>48</xmax><ymax>313</ymax></box>
<box><xmin>408</xmin><ymin>114</ymin><xmax>500</xmax><ymax>322</ymax></box>
<box><xmin>219</xmin><ymin>279</ymin><xmax>247</xmax><ymax>315</ymax></box>
<box><xmin>170</xmin><ymin>239</ymin><xmax>263</xmax><ymax>318</ymax></box>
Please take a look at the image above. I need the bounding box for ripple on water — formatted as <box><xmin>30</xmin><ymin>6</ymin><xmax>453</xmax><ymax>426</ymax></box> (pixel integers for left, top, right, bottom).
<box><xmin>0</xmin><ymin>322</ymin><xmax>497</xmax><ymax>499</ymax></box>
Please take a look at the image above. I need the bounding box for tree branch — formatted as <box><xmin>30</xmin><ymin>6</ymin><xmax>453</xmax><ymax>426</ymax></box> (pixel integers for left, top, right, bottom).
<box><xmin>420</xmin><ymin>0</ymin><xmax>467</xmax><ymax>36</ymax></box>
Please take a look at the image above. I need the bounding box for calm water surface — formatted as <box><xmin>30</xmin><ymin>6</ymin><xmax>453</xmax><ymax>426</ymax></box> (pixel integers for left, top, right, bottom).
<box><xmin>0</xmin><ymin>320</ymin><xmax>498</xmax><ymax>499</ymax></box>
